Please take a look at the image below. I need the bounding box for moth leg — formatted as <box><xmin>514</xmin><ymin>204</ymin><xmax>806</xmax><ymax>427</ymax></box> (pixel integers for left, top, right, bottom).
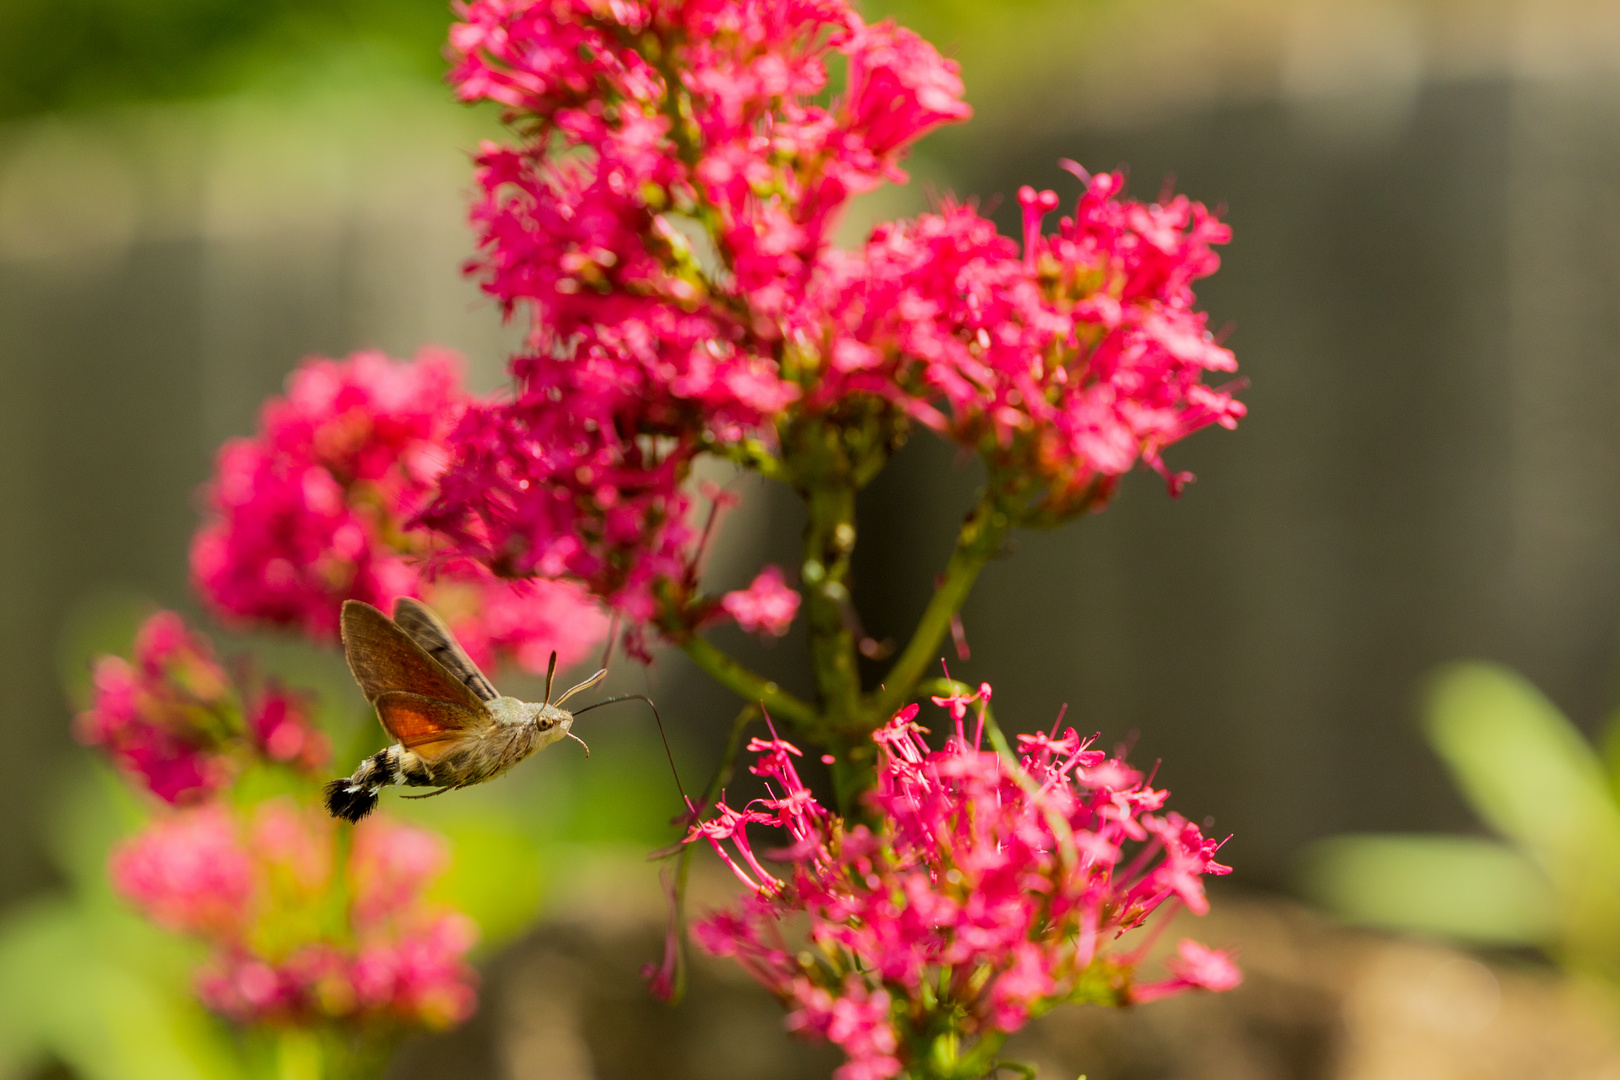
<box><xmin>401</xmin><ymin>786</ymin><xmax>456</xmax><ymax>800</ymax></box>
<box><xmin>491</xmin><ymin>727</ymin><xmax>528</xmax><ymax>776</ymax></box>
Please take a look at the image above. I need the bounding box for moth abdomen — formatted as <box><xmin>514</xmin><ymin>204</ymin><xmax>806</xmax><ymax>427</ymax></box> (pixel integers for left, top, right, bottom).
<box><xmin>324</xmin><ymin>779</ymin><xmax>380</xmax><ymax>823</ymax></box>
<box><xmin>324</xmin><ymin>747</ymin><xmax>405</xmax><ymax>823</ymax></box>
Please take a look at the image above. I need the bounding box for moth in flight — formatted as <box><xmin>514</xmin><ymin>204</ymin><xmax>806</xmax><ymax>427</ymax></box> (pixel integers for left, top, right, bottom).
<box><xmin>324</xmin><ymin>598</ymin><xmax>604</xmax><ymax>822</ymax></box>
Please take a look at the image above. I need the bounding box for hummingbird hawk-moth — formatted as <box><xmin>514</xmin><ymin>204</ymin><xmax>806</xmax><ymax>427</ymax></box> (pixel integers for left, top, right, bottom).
<box><xmin>324</xmin><ymin>597</ymin><xmax>605</xmax><ymax>822</ymax></box>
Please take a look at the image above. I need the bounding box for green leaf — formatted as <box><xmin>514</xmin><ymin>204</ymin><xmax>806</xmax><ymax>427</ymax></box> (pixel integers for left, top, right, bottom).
<box><xmin>1296</xmin><ymin>834</ymin><xmax>1556</xmax><ymax>945</ymax></box>
<box><xmin>1424</xmin><ymin>663</ymin><xmax>1620</xmax><ymax>974</ymax></box>
<box><xmin>1425</xmin><ymin>663</ymin><xmax>1620</xmax><ymax>873</ymax></box>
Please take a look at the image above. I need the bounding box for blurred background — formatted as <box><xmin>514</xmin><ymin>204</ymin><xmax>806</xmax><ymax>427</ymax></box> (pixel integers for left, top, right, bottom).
<box><xmin>7</xmin><ymin>0</ymin><xmax>1620</xmax><ymax>1076</ymax></box>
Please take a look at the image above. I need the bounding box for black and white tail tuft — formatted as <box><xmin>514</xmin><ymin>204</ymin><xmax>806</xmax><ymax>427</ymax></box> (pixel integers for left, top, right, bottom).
<box><xmin>323</xmin><ymin>748</ymin><xmax>400</xmax><ymax>822</ymax></box>
<box><xmin>324</xmin><ymin>779</ymin><xmax>379</xmax><ymax>822</ymax></box>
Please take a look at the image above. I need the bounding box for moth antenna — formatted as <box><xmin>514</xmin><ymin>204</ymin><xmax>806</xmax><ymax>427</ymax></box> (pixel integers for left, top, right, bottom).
<box><xmin>599</xmin><ymin>613</ymin><xmax>620</xmax><ymax>674</ymax></box>
<box><xmin>555</xmin><ymin>667</ymin><xmax>607</xmax><ymax>706</ymax></box>
<box><xmin>572</xmin><ymin>694</ymin><xmax>686</xmax><ymax>805</ymax></box>
<box><xmin>566</xmin><ymin>730</ymin><xmax>591</xmax><ymax>757</ymax></box>
<box><xmin>544</xmin><ymin>650</ymin><xmax>558</xmax><ymax>704</ymax></box>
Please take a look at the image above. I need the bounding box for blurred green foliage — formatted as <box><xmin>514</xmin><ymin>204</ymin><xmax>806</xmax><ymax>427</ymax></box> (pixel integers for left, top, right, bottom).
<box><xmin>0</xmin><ymin>0</ymin><xmax>1111</xmax><ymax>120</ymax></box>
<box><xmin>0</xmin><ymin>768</ymin><xmax>242</xmax><ymax>1080</ymax></box>
<box><xmin>1301</xmin><ymin>663</ymin><xmax>1620</xmax><ymax>981</ymax></box>
<box><xmin>0</xmin><ymin>0</ymin><xmax>453</xmax><ymax>118</ymax></box>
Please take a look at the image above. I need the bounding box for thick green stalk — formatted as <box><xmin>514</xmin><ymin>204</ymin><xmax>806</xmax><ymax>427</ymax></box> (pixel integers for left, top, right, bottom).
<box><xmin>947</xmin><ymin>1032</ymin><xmax>1009</xmax><ymax>1080</ymax></box>
<box><xmin>803</xmin><ymin>477</ymin><xmax>863</xmax><ymax>731</ymax></box>
<box><xmin>826</xmin><ymin>733</ymin><xmax>879</xmax><ymax>816</ymax></box>
<box><xmin>679</xmin><ymin>636</ymin><xmax>819</xmax><ymax>733</ymax></box>
<box><xmin>872</xmin><ymin>499</ymin><xmax>1010</xmax><ymax>722</ymax></box>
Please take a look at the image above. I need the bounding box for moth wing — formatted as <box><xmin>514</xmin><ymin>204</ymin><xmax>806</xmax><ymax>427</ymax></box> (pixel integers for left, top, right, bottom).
<box><xmin>392</xmin><ymin>597</ymin><xmax>499</xmax><ymax>702</ymax></box>
<box><xmin>374</xmin><ymin>690</ymin><xmax>487</xmax><ymax>764</ymax></box>
<box><xmin>340</xmin><ymin>600</ymin><xmax>489</xmax><ymax>716</ymax></box>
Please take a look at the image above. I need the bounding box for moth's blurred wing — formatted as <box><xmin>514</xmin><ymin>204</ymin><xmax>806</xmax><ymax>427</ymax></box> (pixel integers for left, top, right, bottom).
<box><xmin>340</xmin><ymin>600</ymin><xmax>489</xmax><ymax>715</ymax></box>
<box><xmin>392</xmin><ymin>597</ymin><xmax>499</xmax><ymax>702</ymax></box>
<box><xmin>374</xmin><ymin>691</ymin><xmax>484</xmax><ymax>764</ymax></box>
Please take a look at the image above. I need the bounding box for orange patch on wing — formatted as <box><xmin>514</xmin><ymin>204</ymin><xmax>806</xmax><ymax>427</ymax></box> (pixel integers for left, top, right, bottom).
<box><xmin>375</xmin><ymin>691</ymin><xmax>483</xmax><ymax>763</ymax></box>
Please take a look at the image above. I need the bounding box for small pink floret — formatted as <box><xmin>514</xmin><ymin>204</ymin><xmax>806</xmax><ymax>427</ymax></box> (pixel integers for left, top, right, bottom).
<box><xmin>721</xmin><ymin>566</ymin><xmax>801</xmax><ymax>637</ymax></box>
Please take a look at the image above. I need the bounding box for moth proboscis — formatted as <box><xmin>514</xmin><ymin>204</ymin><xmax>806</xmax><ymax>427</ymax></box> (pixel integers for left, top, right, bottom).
<box><xmin>323</xmin><ymin>597</ymin><xmax>605</xmax><ymax>822</ymax></box>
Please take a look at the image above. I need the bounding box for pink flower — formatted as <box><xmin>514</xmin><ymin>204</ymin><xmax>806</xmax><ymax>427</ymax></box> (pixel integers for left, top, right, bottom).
<box><xmin>192</xmin><ymin>348</ymin><xmax>608</xmax><ymax>672</ymax></box>
<box><xmin>110</xmin><ymin>804</ymin><xmax>255</xmax><ymax>937</ymax></box>
<box><xmin>246</xmin><ymin>684</ymin><xmax>329</xmax><ymax>772</ymax></box>
<box><xmin>350</xmin><ymin>913</ymin><xmax>480</xmax><ymax>1029</ymax></box>
<box><xmin>721</xmin><ymin>566</ymin><xmax>801</xmax><ymax>637</ymax></box>
<box><xmin>350</xmin><ymin>816</ymin><xmax>451</xmax><ymax>930</ymax></box>
<box><xmin>789</xmin><ymin>977</ymin><xmax>901</xmax><ymax>1080</ymax></box>
<box><xmin>1133</xmin><ymin>939</ymin><xmax>1243</xmax><ymax>1003</ymax></box>
<box><xmin>686</xmin><ymin>687</ymin><xmax>1237</xmax><ymax>1074</ymax></box>
<box><xmin>641</xmin><ymin>868</ymin><xmax>685</xmax><ymax>1003</ymax></box>
<box><xmin>116</xmin><ymin>798</ymin><xmax>479</xmax><ymax>1030</ymax></box>
<box><xmin>76</xmin><ymin>612</ymin><xmax>327</xmax><ymax>803</ymax></box>
<box><xmin>843</xmin><ymin>21</ymin><xmax>971</xmax><ymax>173</ymax></box>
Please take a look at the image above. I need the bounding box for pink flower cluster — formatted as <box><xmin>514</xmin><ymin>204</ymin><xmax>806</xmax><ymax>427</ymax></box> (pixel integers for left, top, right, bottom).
<box><xmin>420</xmin><ymin>0</ymin><xmax>1241</xmax><ymax>627</ymax></box>
<box><xmin>191</xmin><ymin>347</ymin><xmax>607</xmax><ymax>672</ymax></box>
<box><xmin>112</xmin><ymin>800</ymin><xmax>479</xmax><ymax>1030</ymax></box>
<box><xmin>419</xmin><ymin>1</ymin><xmax>960</xmax><ymax>613</ymax></box>
<box><xmin>87</xmin><ymin>616</ymin><xmax>480</xmax><ymax>1032</ymax></box>
<box><xmin>75</xmin><ymin>611</ymin><xmax>328</xmax><ymax>804</ymax></box>
<box><xmin>816</xmin><ymin>172</ymin><xmax>1243</xmax><ymax>509</ymax></box>
<box><xmin>688</xmin><ymin>688</ymin><xmax>1238</xmax><ymax>1079</ymax></box>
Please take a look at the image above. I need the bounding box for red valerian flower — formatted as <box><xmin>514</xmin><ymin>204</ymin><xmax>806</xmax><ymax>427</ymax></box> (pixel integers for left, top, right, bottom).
<box><xmin>113</xmin><ymin>800</ymin><xmax>479</xmax><ymax>1030</ymax></box>
<box><xmin>812</xmin><ymin>173</ymin><xmax>1242</xmax><ymax>514</ymax></box>
<box><xmin>75</xmin><ymin>611</ymin><xmax>328</xmax><ymax>804</ymax></box>
<box><xmin>423</xmin><ymin>0</ymin><xmax>1241</xmax><ymax>635</ymax></box>
<box><xmin>420</xmin><ymin>0</ymin><xmax>978</xmax><ymax>623</ymax></box>
<box><xmin>191</xmin><ymin>348</ymin><xmax>608</xmax><ymax>671</ymax></box>
<box><xmin>687</xmin><ymin>690</ymin><xmax>1238</xmax><ymax>1079</ymax></box>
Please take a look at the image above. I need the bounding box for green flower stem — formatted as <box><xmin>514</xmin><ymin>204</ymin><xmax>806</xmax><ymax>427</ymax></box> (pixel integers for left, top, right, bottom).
<box><xmin>914</xmin><ymin>1030</ymin><xmax>1009</xmax><ymax>1080</ymax></box>
<box><xmin>871</xmin><ymin>498</ymin><xmax>1010</xmax><ymax>723</ymax></box>
<box><xmin>950</xmin><ymin>1033</ymin><xmax>1009</xmax><ymax>1080</ymax></box>
<box><xmin>668</xmin><ymin>702</ymin><xmax>760</xmax><ymax>1004</ymax></box>
<box><xmin>803</xmin><ymin>476</ymin><xmax>863</xmax><ymax>732</ymax></box>
<box><xmin>679</xmin><ymin>635</ymin><xmax>819</xmax><ymax>733</ymax></box>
